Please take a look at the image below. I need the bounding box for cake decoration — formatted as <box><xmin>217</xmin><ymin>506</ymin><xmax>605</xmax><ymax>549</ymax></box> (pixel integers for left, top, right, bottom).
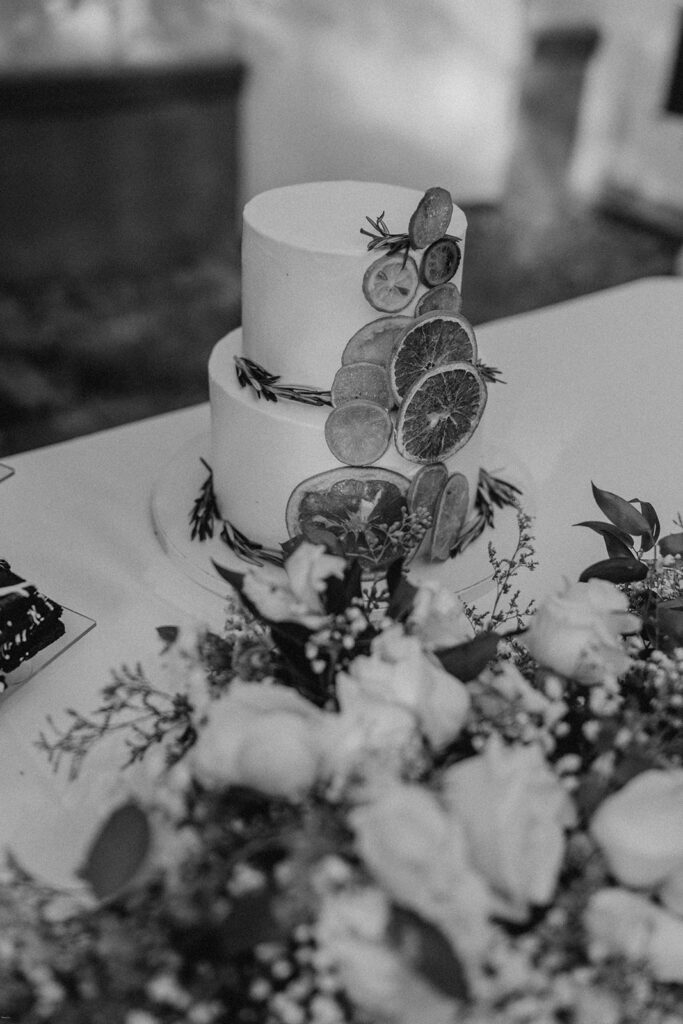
<box><xmin>234</xmin><ymin>356</ymin><xmax>332</xmax><ymax>408</ymax></box>
<box><xmin>0</xmin><ymin>559</ymin><xmax>65</xmax><ymax>678</ymax></box>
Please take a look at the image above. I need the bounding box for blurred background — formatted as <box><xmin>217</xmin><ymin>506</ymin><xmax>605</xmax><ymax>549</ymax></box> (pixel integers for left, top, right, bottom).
<box><xmin>1</xmin><ymin>0</ymin><xmax>682</xmax><ymax>457</ymax></box>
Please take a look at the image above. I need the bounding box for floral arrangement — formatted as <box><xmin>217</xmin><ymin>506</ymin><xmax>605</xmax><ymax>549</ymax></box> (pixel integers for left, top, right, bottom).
<box><xmin>3</xmin><ymin>486</ymin><xmax>683</xmax><ymax>1024</ymax></box>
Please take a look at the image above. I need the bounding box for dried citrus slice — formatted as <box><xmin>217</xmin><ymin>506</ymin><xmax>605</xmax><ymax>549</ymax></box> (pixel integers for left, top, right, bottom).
<box><xmin>342</xmin><ymin>315</ymin><xmax>412</xmax><ymax>367</ymax></box>
<box><xmin>430</xmin><ymin>472</ymin><xmax>470</xmax><ymax>561</ymax></box>
<box><xmin>408</xmin><ymin>187</ymin><xmax>453</xmax><ymax>249</ymax></box>
<box><xmin>395</xmin><ymin>362</ymin><xmax>487</xmax><ymax>464</ymax></box>
<box><xmin>389</xmin><ymin>312</ymin><xmax>478</xmax><ymax>403</ymax></box>
<box><xmin>285</xmin><ymin>467</ymin><xmax>412</xmax><ymax>575</ymax></box>
<box><xmin>325</xmin><ymin>399</ymin><xmax>393</xmax><ymax>466</ymax></box>
<box><xmin>415</xmin><ymin>282</ymin><xmax>462</xmax><ymax>317</ymax></box>
<box><xmin>406</xmin><ymin>462</ymin><xmax>448</xmax><ymax>517</ymax></box>
<box><xmin>419</xmin><ymin>235</ymin><xmax>461</xmax><ymax>287</ymax></box>
<box><xmin>362</xmin><ymin>254</ymin><xmax>419</xmax><ymax>313</ymax></box>
<box><xmin>331</xmin><ymin>362</ymin><xmax>393</xmax><ymax>409</ymax></box>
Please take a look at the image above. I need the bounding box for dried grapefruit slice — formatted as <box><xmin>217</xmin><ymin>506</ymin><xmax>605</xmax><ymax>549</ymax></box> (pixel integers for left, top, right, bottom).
<box><xmin>389</xmin><ymin>312</ymin><xmax>478</xmax><ymax>403</ymax></box>
<box><xmin>325</xmin><ymin>400</ymin><xmax>392</xmax><ymax>466</ymax></box>
<box><xmin>362</xmin><ymin>254</ymin><xmax>419</xmax><ymax>313</ymax></box>
<box><xmin>395</xmin><ymin>361</ymin><xmax>487</xmax><ymax>464</ymax></box>
<box><xmin>419</xmin><ymin>236</ymin><xmax>461</xmax><ymax>287</ymax></box>
<box><xmin>408</xmin><ymin>187</ymin><xmax>453</xmax><ymax>249</ymax></box>
<box><xmin>430</xmin><ymin>472</ymin><xmax>470</xmax><ymax>561</ymax></box>
<box><xmin>415</xmin><ymin>282</ymin><xmax>462</xmax><ymax>317</ymax></box>
<box><xmin>331</xmin><ymin>363</ymin><xmax>393</xmax><ymax>409</ymax></box>
<box><xmin>406</xmin><ymin>462</ymin><xmax>448</xmax><ymax>517</ymax></box>
<box><xmin>341</xmin><ymin>315</ymin><xmax>412</xmax><ymax>367</ymax></box>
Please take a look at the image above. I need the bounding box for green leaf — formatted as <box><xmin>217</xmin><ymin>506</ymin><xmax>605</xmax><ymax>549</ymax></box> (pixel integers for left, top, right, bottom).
<box><xmin>437</xmin><ymin>631</ymin><xmax>500</xmax><ymax>681</ymax></box>
<box><xmin>574</xmin><ymin>521</ymin><xmax>634</xmax><ymax>559</ymax></box>
<box><xmin>591</xmin><ymin>483</ymin><xmax>651</xmax><ymax>536</ymax></box>
<box><xmin>212</xmin><ymin>560</ymin><xmax>245</xmax><ymax>595</ymax></box>
<box><xmin>660</xmin><ymin>532</ymin><xmax>683</xmax><ymax>557</ymax></box>
<box><xmin>156</xmin><ymin>625</ymin><xmax>179</xmax><ymax>650</ymax></box>
<box><xmin>387</xmin><ymin>905</ymin><xmax>468</xmax><ymax>1000</ymax></box>
<box><xmin>631</xmin><ymin>498</ymin><xmax>660</xmax><ymax>543</ymax></box>
<box><xmin>579</xmin><ymin>558</ymin><xmax>648</xmax><ymax>583</ymax></box>
<box><xmin>658</xmin><ymin>600</ymin><xmax>683</xmax><ymax>645</ymax></box>
<box><xmin>77</xmin><ymin>802</ymin><xmax>151</xmax><ymax>902</ymax></box>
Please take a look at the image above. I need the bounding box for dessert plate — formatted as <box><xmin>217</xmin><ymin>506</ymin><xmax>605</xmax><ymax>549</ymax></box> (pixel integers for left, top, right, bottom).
<box><xmin>2</xmin><ymin>606</ymin><xmax>97</xmax><ymax>697</ymax></box>
<box><xmin>151</xmin><ymin>432</ymin><xmax>535</xmax><ymax>605</ymax></box>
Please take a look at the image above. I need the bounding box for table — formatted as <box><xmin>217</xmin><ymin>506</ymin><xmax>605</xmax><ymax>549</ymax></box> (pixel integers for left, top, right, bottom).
<box><xmin>1</xmin><ymin>277</ymin><xmax>682</xmax><ymax>887</ymax></box>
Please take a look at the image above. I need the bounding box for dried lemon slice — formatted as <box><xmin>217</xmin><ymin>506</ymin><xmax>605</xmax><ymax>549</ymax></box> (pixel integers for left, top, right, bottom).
<box><xmin>395</xmin><ymin>361</ymin><xmax>487</xmax><ymax>464</ymax></box>
<box><xmin>362</xmin><ymin>254</ymin><xmax>419</xmax><ymax>313</ymax></box>
<box><xmin>430</xmin><ymin>472</ymin><xmax>470</xmax><ymax>561</ymax></box>
<box><xmin>325</xmin><ymin>400</ymin><xmax>393</xmax><ymax>466</ymax></box>
<box><xmin>406</xmin><ymin>462</ymin><xmax>448</xmax><ymax>516</ymax></box>
<box><xmin>331</xmin><ymin>362</ymin><xmax>393</xmax><ymax>409</ymax></box>
<box><xmin>389</xmin><ymin>312</ymin><xmax>478</xmax><ymax>403</ymax></box>
<box><xmin>419</xmin><ymin>236</ymin><xmax>461</xmax><ymax>287</ymax></box>
<box><xmin>342</xmin><ymin>315</ymin><xmax>412</xmax><ymax>367</ymax></box>
<box><xmin>408</xmin><ymin>187</ymin><xmax>453</xmax><ymax>249</ymax></box>
<box><xmin>415</xmin><ymin>282</ymin><xmax>462</xmax><ymax>317</ymax></box>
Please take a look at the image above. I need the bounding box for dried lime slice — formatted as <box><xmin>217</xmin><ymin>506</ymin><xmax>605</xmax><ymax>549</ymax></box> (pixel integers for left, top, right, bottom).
<box><xmin>331</xmin><ymin>362</ymin><xmax>393</xmax><ymax>409</ymax></box>
<box><xmin>325</xmin><ymin>399</ymin><xmax>393</xmax><ymax>466</ymax></box>
<box><xmin>389</xmin><ymin>312</ymin><xmax>478</xmax><ymax>403</ymax></box>
<box><xmin>415</xmin><ymin>282</ymin><xmax>462</xmax><ymax>317</ymax></box>
<box><xmin>395</xmin><ymin>361</ymin><xmax>487</xmax><ymax>464</ymax></box>
<box><xmin>342</xmin><ymin>315</ymin><xmax>412</xmax><ymax>367</ymax></box>
<box><xmin>419</xmin><ymin>235</ymin><xmax>461</xmax><ymax>287</ymax></box>
<box><xmin>362</xmin><ymin>254</ymin><xmax>419</xmax><ymax>313</ymax></box>
<box><xmin>408</xmin><ymin>187</ymin><xmax>453</xmax><ymax>249</ymax></box>
<box><xmin>430</xmin><ymin>472</ymin><xmax>470</xmax><ymax>561</ymax></box>
<box><xmin>406</xmin><ymin>462</ymin><xmax>448</xmax><ymax>516</ymax></box>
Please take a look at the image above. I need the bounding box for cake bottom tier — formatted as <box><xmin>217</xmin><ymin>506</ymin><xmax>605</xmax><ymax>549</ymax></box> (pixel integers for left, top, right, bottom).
<box><xmin>208</xmin><ymin>330</ymin><xmax>486</xmax><ymax>575</ymax></box>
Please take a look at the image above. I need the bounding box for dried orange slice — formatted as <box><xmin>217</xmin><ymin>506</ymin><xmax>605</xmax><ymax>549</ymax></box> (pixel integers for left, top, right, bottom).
<box><xmin>406</xmin><ymin>462</ymin><xmax>448</xmax><ymax>516</ymax></box>
<box><xmin>325</xmin><ymin>399</ymin><xmax>393</xmax><ymax>466</ymax></box>
<box><xmin>419</xmin><ymin>236</ymin><xmax>461</xmax><ymax>287</ymax></box>
<box><xmin>342</xmin><ymin>315</ymin><xmax>412</xmax><ymax>367</ymax></box>
<box><xmin>389</xmin><ymin>312</ymin><xmax>478</xmax><ymax>403</ymax></box>
<box><xmin>430</xmin><ymin>472</ymin><xmax>469</xmax><ymax>561</ymax></box>
<box><xmin>362</xmin><ymin>254</ymin><xmax>419</xmax><ymax>313</ymax></box>
<box><xmin>415</xmin><ymin>282</ymin><xmax>462</xmax><ymax>317</ymax></box>
<box><xmin>331</xmin><ymin>362</ymin><xmax>393</xmax><ymax>409</ymax></box>
<box><xmin>395</xmin><ymin>362</ymin><xmax>487</xmax><ymax>464</ymax></box>
<box><xmin>408</xmin><ymin>187</ymin><xmax>453</xmax><ymax>249</ymax></box>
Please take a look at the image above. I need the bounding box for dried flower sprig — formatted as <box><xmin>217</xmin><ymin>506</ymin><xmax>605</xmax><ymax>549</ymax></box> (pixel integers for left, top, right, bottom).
<box><xmin>235</xmin><ymin>356</ymin><xmax>332</xmax><ymax>407</ymax></box>
<box><xmin>360</xmin><ymin>211</ymin><xmax>411</xmax><ymax>261</ymax></box>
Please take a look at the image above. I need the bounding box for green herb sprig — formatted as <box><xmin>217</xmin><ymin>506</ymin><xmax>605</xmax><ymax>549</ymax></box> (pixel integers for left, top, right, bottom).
<box><xmin>235</xmin><ymin>356</ymin><xmax>332</xmax><ymax>407</ymax></box>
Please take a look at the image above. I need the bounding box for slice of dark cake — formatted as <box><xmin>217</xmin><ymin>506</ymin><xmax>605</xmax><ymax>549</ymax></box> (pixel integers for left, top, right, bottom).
<box><xmin>0</xmin><ymin>560</ymin><xmax>66</xmax><ymax>675</ymax></box>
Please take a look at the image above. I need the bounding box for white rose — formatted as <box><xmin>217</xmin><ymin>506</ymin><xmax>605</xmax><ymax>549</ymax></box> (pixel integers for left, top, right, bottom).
<box><xmin>585</xmin><ymin>886</ymin><xmax>683</xmax><ymax>983</ymax></box>
<box><xmin>350</xmin><ymin>783</ymin><xmax>493</xmax><ymax>979</ymax></box>
<box><xmin>442</xmin><ymin>736</ymin><xmax>575</xmax><ymax>920</ymax></box>
<box><xmin>189</xmin><ymin>681</ymin><xmax>326</xmax><ymax>799</ymax></box>
<box><xmin>590</xmin><ymin>769</ymin><xmax>683</xmax><ymax>892</ymax></box>
<box><xmin>408</xmin><ymin>582</ymin><xmax>473</xmax><ymax>650</ymax></box>
<box><xmin>323</xmin><ymin>672</ymin><xmax>419</xmax><ymax>788</ymax></box>
<box><xmin>344</xmin><ymin>625</ymin><xmax>470</xmax><ymax>749</ymax></box>
<box><xmin>241</xmin><ymin>541</ymin><xmax>345</xmax><ymax>628</ymax></box>
<box><xmin>523</xmin><ymin>578</ymin><xmax>640</xmax><ymax>685</ymax></box>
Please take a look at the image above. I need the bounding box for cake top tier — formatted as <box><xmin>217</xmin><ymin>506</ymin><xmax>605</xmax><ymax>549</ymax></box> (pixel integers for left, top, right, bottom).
<box><xmin>241</xmin><ymin>181</ymin><xmax>467</xmax><ymax>387</ymax></box>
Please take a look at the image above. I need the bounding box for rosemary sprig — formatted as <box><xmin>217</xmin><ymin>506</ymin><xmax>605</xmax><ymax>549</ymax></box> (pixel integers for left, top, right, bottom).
<box><xmin>190</xmin><ymin>458</ymin><xmax>219</xmax><ymax>541</ymax></box>
<box><xmin>449</xmin><ymin>467</ymin><xmax>522</xmax><ymax>557</ymax></box>
<box><xmin>219</xmin><ymin>519</ymin><xmax>285</xmax><ymax>568</ymax></box>
<box><xmin>235</xmin><ymin>356</ymin><xmax>332</xmax><ymax>407</ymax></box>
<box><xmin>476</xmin><ymin>361</ymin><xmax>505</xmax><ymax>384</ymax></box>
<box><xmin>360</xmin><ymin>211</ymin><xmax>411</xmax><ymax>261</ymax></box>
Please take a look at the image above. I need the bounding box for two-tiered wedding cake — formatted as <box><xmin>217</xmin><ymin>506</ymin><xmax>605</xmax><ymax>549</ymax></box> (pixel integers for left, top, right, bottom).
<box><xmin>206</xmin><ymin>181</ymin><xmax>505</xmax><ymax>581</ymax></box>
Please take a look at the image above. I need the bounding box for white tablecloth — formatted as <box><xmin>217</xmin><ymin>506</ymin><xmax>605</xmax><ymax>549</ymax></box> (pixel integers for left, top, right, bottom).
<box><xmin>1</xmin><ymin>277</ymin><xmax>682</xmax><ymax>884</ymax></box>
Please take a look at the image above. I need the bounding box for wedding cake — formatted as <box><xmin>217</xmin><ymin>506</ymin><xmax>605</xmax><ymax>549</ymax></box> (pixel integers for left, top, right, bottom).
<box><xmin>206</xmin><ymin>181</ymin><xmax>505</xmax><ymax>580</ymax></box>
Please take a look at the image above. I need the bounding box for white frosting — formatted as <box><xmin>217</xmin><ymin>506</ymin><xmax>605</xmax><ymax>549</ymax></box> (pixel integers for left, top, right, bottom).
<box><xmin>209</xmin><ymin>329</ymin><xmax>483</xmax><ymax>549</ymax></box>
<box><xmin>241</xmin><ymin>181</ymin><xmax>467</xmax><ymax>387</ymax></box>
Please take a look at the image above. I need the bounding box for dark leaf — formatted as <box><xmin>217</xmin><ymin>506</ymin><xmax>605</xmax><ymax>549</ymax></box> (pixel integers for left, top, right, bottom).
<box><xmin>579</xmin><ymin>558</ymin><xmax>648</xmax><ymax>584</ymax></box>
<box><xmin>658</xmin><ymin>600</ymin><xmax>683</xmax><ymax>644</ymax></box>
<box><xmin>212</xmin><ymin>560</ymin><xmax>246</xmax><ymax>596</ymax></box>
<box><xmin>574</xmin><ymin>521</ymin><xmax>635</xmax><ymax>559</ymax></box>
<box><xmin>591</xmin><ymin>482</ymin><xmax>651</xmax><ymax>536</ymax></box>
<box><xmin>660</xmin><ymin>532</ymin><xmax>683</xmax><ymax>557</ymax></box>
<box><xmin>387</xmin><ymin>577</ymin><xmax>419</xmax><ymax>624</ymax></box>
<box><xmin>77</xmin><ymin>802</ymin><xmax>151</xmax><ymax>901</ymax></box>
<box><xmin>386</xmin><ymin>557</ymin><xmax>406</xmax><ymax>597</ymax></box>
<box><xmin>221</xmin><ymin>889</ymin><xmax>285</xmax><ymax>956</ymax></box>
<box><xmin>631</xmin><ymin>499</ymin><xmax>660</xmax><ymax>544</ymax></box>
<box><xmin>388</xmin><ymin>905</ymin><xmax>468</xmax><ymax>1000</ymax></box>
<box><xmin>156</xmin><ymin>625</ymin><xmax>179</xmax><ymax>650</ymax></box>
<box><xmin>325</xmin><ymin>559</ymin><xmax>363</xmax><ymax>615</ymax></box>
<box><xmin>437</xmin><ymin>631</ymin><xmax>500</xmax><ymax>681</ymax></box>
